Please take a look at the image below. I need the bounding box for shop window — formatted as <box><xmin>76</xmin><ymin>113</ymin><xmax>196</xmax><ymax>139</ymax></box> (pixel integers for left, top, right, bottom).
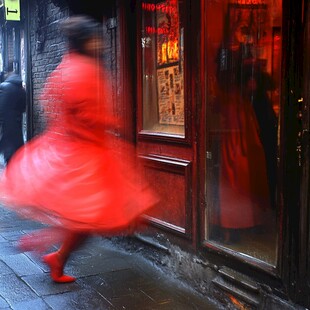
<box><xmin>205</xmin><ymin>0</ymin><xmax>282</xmax><ymax>266</ymax></box>
<box><xmin>140</xmin><ymin>0</ymin><xmax>185</xmax><ymax>137</ymax></box>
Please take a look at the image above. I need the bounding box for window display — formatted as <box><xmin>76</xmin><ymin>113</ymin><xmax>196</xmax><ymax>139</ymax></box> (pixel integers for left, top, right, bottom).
<box><xmin>141</xmin><ymin>0</ymin><xmax>185</xmax><ymax>136</ymax></box>
<box><xmin>205</xmin><ymin>0</ymin><xmax>282</xmax><ymax>265</ymax></box>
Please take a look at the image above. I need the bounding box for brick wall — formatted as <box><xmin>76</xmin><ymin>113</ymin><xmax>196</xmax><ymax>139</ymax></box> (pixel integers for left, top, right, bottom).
<box><xmin>28</xmin><ymin>0</ymin><xmax>117</xmax><ymax>136</ymax></box>
<box><xmin>29</xmin><ymin>0</ymin><xmax>68</xmax><ymax>135</ymax></box>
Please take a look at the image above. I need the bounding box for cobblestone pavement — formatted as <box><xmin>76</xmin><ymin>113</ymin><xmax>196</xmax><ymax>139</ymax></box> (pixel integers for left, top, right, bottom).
<box><xmin>0</xmin><ymin>202</ymin><xmax>221</xmax><ymax>310</ymax></box>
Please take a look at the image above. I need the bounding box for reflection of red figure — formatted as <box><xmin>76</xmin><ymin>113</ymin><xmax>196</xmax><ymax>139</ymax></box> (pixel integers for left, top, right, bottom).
<box><xmin>217</xmin><ymin>88</ymin><xmax>270</xmax><ymax>229</ymax></box>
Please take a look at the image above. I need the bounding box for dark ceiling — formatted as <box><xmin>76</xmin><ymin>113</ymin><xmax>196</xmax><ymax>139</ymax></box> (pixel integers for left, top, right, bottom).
<box><xmin>51</xmin><ymin>0</ymin><xmax>116</xmax><ymax>22</ymax></box>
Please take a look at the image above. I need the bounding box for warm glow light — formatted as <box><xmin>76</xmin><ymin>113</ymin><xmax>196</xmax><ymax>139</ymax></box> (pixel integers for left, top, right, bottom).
<box><xmin>161</xmin><ymin>43</ymin><xmax>167</xmax><ymax>63</ymax></box>
<box><xmin>142</xmin><ymin>2</ymin><xmax>176</xmax><ymax>14</ymax></box>
<box><xmin>230</xmin><ymin>0</ymin><xmax>266</xmax><ymax>4</ymax></box>
<box><xmin>167</xmin><ymin>40</ymin><xmax>178</xmax><ymax>60</ymax></box>
<box><xmin>145</xmin><ymin>26</ymin><xmax>169</xmax><ymax>35</ymax></box>
<box><xmin>229</xmin><ymin>295</ymin><xmax>249</xmax><ymax>310</ymax></box>
<box><xmin>143</xmin><ymin>0</ymin><xmax>180</xmax><ymax>65</ymax></box>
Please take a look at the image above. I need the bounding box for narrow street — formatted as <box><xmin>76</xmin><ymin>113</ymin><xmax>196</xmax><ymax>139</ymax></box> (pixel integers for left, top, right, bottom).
<box><xmin>0</xmin><ymin>0</ymin><xmax>309</xmax><ymax>308</ymax></box>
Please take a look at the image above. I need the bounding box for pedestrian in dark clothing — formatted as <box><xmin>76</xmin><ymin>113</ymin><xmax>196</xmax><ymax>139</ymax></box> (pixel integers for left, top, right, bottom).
<box><xmin>0</xmin><ymin>63</ymin><xmax>26</xmax><ymax>165</ymax></box>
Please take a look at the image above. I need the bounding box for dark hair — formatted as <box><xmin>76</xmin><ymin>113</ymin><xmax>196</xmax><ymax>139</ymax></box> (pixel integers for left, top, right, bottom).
<box><xmin>60</xmin><ymin>15</ymin><xmax>103</xmax><ymax>54</ymax></box>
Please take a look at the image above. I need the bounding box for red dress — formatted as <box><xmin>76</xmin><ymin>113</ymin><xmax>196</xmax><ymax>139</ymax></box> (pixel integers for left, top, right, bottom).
<box><xmin>218</xmin><ymin>89</ymin><xmax>270</xmax><ymax>229</ymax></box>
<box><xmin>0</xmin><ymin>53</ymin><xmax>158</xmax><ymax>232</ymax></box>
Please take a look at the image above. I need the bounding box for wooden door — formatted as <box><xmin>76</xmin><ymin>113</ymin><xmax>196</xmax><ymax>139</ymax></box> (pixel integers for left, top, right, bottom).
<box><xmin>134</xmin><ymin>0</ymin><xmax>198</xmax><ymax>243</ymax></box>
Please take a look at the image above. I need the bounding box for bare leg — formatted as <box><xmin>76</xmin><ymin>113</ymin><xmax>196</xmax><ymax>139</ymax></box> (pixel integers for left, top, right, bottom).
<box><xmin>43</xmin><ymin>230</ymin><xmax>88</xmax><ymax>283</ymax></box>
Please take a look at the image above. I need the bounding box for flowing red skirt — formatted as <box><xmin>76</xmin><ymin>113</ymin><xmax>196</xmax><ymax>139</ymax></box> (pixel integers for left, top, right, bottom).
<box><xmin>0</xmin><ymin>131</ymin><xmax>159</xmax><ymax>233</ymax></box>
<box><xmin>216</xmin><ymin>90</ymin><xmax>270</xmax><ymax>229</ymax></box>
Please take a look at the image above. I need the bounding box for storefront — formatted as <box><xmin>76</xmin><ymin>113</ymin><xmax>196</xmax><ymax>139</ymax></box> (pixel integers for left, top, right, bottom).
<box><xmin>124</xmin><ymin>0</ymin><xmax>309</xmax><ymax>308</ymax></box>
<box><xmin>23</xmin><ymin>0</ymin><xmax>310</xmax><ymax>308</ymax></box>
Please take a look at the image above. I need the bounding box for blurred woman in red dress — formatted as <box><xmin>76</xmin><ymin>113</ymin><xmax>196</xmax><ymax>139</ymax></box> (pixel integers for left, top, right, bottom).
<box><xmin>214</xmin><ymin>22</ymin><xmax>271</xmax><ymax>243</ymax></box>
<box><xmin>0</xmin><ymin>15</ymin><xmax>158</xmax><ymax>282</ymax></box>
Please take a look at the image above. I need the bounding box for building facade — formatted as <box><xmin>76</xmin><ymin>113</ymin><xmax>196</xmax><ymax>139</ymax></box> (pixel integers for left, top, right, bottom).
<box><xmin>1</xmin><ymin>0</ymin><xmax>309</xmax><ymax>308</ymax></box>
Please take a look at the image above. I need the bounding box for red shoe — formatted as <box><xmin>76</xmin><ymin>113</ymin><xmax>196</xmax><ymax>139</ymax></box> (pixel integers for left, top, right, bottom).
<box><xmin>43</xmin><ymin>252</ymin><xmax>76</xmax><ymax>283</ymax></box>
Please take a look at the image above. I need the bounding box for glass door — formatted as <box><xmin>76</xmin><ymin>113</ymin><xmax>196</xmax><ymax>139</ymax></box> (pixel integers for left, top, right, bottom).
<box><xmin>204</xmin><ymin>0</ymin><xmax>282</xmax><ymax>266</ymax></box>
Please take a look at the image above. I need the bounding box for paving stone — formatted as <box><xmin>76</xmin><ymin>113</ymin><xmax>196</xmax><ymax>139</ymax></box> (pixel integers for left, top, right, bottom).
<box><xmin>0</xmin><ymin>274</ymin><xmax>38</xmax><ymax>304</ymax></box>
<box><xmin>97</xmin><ymin>267</ymin><xmax>212</xmax><ymax>310</ymax></box>
<box><xmin>164</xmin><ymin>292</ymin><xmax>215</xmax><ymax>310</ymax></box>
<box><xmin>0</xmin><ymin>205</ymin><xmax>220</xmax><ymax>310</ymax></box>
<box><xmin>139</xmin><ymin>285</ymin><xmax>174</xmax><ymax>305</ymax></box>
<box><xmin>69</xmin><ymin>238</ymin><xmax>126</xmax><ymax>260</ymax></box>
<box><xmin>109</xmin><ymin>292</ymin><xmax>157</xmax><ymax>310</ymax></box>
<box><xmin>67</xmin><ymin>246</ymin><xmax>94</xmax><ymax>260</ymax></box>
<box><xmin>82</xmin><ymin>272</ymin><xmax>162</xmax><ymax>309</ymax></box>
<box><xmin>0</xmin><ymin>219</ymin><xmax>25</xmax><ymax>229</ymax></box>
<box><xmin>44</xmin><ymin>290</ymin><xmax>114</xmax><ymax>310</ymax></box>
<box><xmin>0</xmin><ymin>296</ymin><xmax>10</xmax><ymax>309</ymax></box>
<box><xmin>0</xmin><ymin>242</ymin><xmax>19</xmax><ymax>256</ymax></box>
<box><xmin>99</xmin><ymin>269</ymin><xmax>163</xmax><ymax>293</ymax></box>
<box><xmin>21</xmin><ymin>226</ymin><xmax>48</xmax><ymax>236</ymax></box>
<box><xmin>11</xmin><ymin>298</ymin><xmax>51</xmax><ymax>310</ymax></box>
<box><xmin>0</xmin><ymin>231</ymin><xmax>24</xmax><ymax>242</ymax></box>
<box><xmin>0</xmin><ymin>260</ymin><xmax>14</xmax><ymax>275</ymax></box>
<box><xmin>152</xmin><ymin>298</ymin><xmax>207</xmax><ymax>310</ymax></box>
<box><xmin>88</xmin><ymin>273</ymin><xmax>210</xmax><ymax>310</ymax></box>
<box><xmin>24</xmin><ymin>252</ymin><xmax>49</xmax><ymax>272</ymax></box>
<box><xmin>1</xmin><ymin>253</ymin><xmax>44</xmax><ymax>276</ymax></box>
<box><xmin>22</xmin><ymin>274</ymin><xmax>81</xmax><ymax>296</ymax></box>
<box><xmin>67</xmin><ymin>254</ymin><xmax>129</xmax><ymax>278</ymax></box>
